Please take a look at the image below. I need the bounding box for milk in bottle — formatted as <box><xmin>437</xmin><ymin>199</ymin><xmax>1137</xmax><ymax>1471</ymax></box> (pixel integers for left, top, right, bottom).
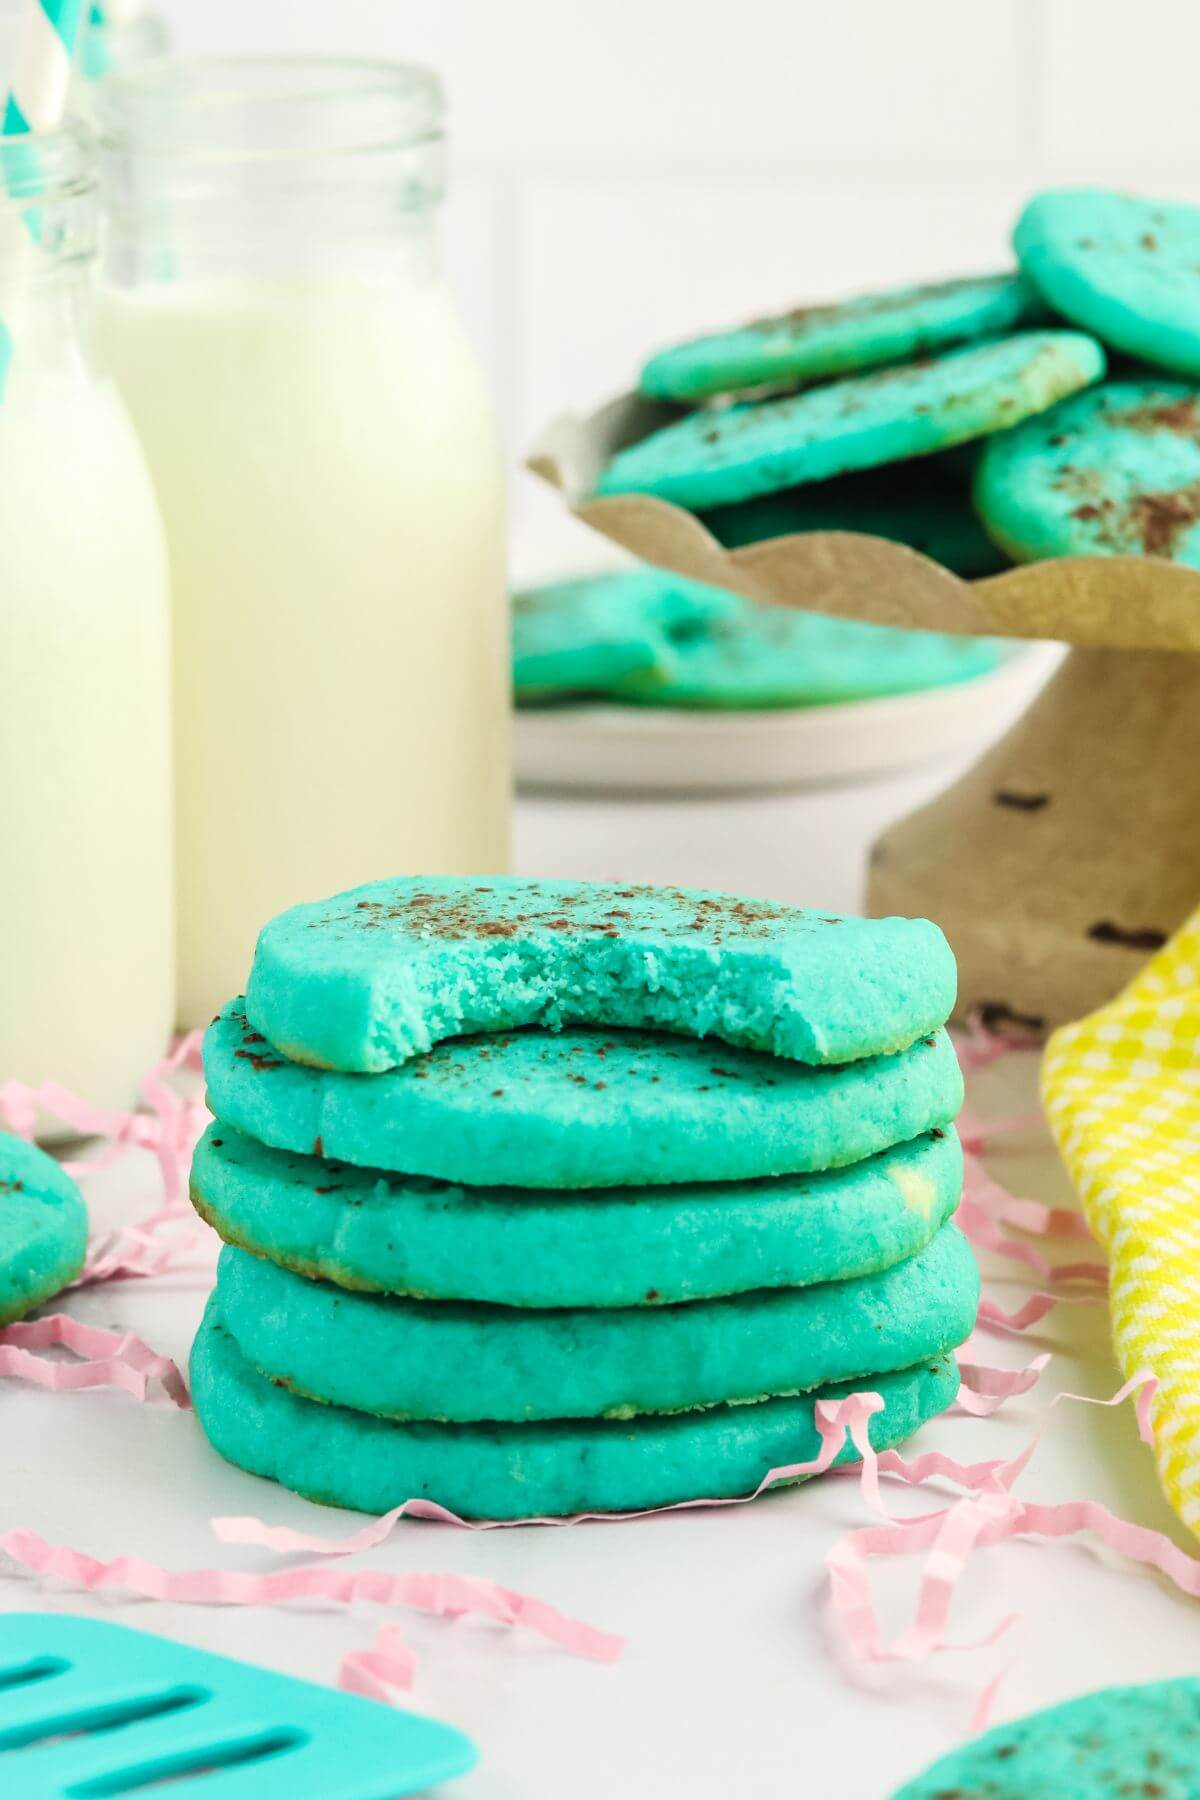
<box><xmin>99</xmin><ymin>59</ymin><xmax>509</xmax><ymax>1026</ymax></box>
<box><xmin>0</xmin><ymin>125</ymin><xmax>173</xmax><ymax>1112</ymax></box>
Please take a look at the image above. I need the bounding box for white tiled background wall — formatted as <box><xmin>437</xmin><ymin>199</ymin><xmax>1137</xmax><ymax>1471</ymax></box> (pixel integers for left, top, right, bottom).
<box><xmin>156</xmin><ymin>0</ymin><xmax>1200</xmax><ymax>558</ymax></box>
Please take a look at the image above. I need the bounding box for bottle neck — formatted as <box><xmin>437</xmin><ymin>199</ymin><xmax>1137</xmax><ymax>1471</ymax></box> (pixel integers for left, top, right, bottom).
<box><xmin>2</xmin><ymin>258</ymin><xmax>97</xmax><ymax>385</ymax></box>
<box><xmin>0</xmin><ymin>125</ymin><xmax>101</xmax><ymax>390</ymax></box>
<box><xmin>101</xmin><ymin>173</ymin><xmax>444</xmax><ymax>289</ymax></box>
<box><xmin>97</xmin><ymin>56</ymin><xmax>447</xmax><ymax>290</ymax></box>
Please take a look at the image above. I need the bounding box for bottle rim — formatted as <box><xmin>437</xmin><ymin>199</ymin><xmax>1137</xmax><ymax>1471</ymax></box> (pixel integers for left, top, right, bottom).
<box><xmin>0</xmin><ymin>120</ymin><xmax>95</xmax><ymax>208</ymax></box>
<box><xmin>95</xmin><ymin>55</ymin><xmax>445</xmax><ymax>165</ymax></box>
<box><xmin>0</xmin><ymin>122</ymin><xmax>98</xmax><ymax>281</ymax></box>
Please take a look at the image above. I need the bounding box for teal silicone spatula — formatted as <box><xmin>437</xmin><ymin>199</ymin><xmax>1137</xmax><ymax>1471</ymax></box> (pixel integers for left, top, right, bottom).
<box><xmin>0</xmin><ymin>1612</ymin><xmax>478</xmax><ymax>1797</ymax></box>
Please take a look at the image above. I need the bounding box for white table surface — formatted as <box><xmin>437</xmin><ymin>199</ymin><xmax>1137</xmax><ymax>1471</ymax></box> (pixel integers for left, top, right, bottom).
<box><xmin>8</xmin><ymin>748</ymin><xmax>1198</xmax><ymax>1800</ymax></box>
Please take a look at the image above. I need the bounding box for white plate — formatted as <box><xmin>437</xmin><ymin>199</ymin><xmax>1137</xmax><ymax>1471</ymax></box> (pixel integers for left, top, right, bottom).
<box><xmin>514</xmin><ymin>642</ymin><xmax>1061</xmax><ymax>796</ymax></box>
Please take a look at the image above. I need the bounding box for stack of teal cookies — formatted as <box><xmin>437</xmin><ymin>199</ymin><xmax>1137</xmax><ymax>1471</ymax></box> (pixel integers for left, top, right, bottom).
<box><xmin>189</xmin><ymin>877</ymin><xmax>978</xmax><ymax>1520</ymax></box>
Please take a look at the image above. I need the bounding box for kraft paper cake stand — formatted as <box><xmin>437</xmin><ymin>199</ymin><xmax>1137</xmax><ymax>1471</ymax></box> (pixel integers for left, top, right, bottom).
<box><xmin>531</xmin><ymin>390</ymin><xmax>1200</xmax><ymax>1034</ymax></box>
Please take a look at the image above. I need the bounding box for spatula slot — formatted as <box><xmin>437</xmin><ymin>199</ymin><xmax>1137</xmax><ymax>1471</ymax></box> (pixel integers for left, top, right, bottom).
<box><xmin>1</xmin><ymin>1687</ymin><xmax>206</xmax><ymax>1754</ymax></box>
<box><xmin>0</xmin><ymin>1656</ymin><xmax>68</xmax><ymax>1693</ymax></box>
<box><xmin>70</xmin><ymin>1727</ymin><xmax>309</xmax><ymax>1796</ymax></box>
<box><xmin>0</xmin><ymin>1615</ymin><xmax>477</xmax><ymax>1797</ymax></box>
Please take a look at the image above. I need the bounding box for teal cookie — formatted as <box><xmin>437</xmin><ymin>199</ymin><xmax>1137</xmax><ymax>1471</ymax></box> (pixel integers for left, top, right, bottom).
<box><xmin>0</xmin><ymin>1132</ymin><xmax>88</xmax><ymax>1326</ymax></box>
<box><xmin>1015</xmin><ymin>188</ymin><xmax>1200</xmax><ymax>378</ymax></box>
<box><xmin>244</xmin><ymin>875</ymin><xmax>957</xmax><ymax>1073</ymax></box>
<box><xmin>702</xmin><ymin>458</ymin><xmax>1011</xmax><ymax>579</ymax></box>
<box><xmin>973</xmin><ymin>379</ymin><xmax>1200</xmax><ymax>565</ymax></box>
<box><xmin>892</xmin><ymin>1677</ymin><xmax>1200</xmax><ymax>1799</ymax></box>
<box><xmin>512</xmin><ymin>567</ymin><xmax>741</xmax><ymax>700</ymax></box>
<box><xmin>192</xmin><ymin>1298</ymin><xmax>960</xmax><ymax>1519</ymax></box>
<box><xmin>514</xmin><ymin>568</ymin><xmax>1000</xmax><ymax>709</ymax></box>
<box><xmin>613</xmin><ymin>606</ymin><xmax>1001</xmax><ymax>709</ymax></box>
<box><xmin>215</xmin><ymin>1223</ymin><xmax>977</xmax><ymax>1423</ymax></box>
<box><xmin>640</xmin><ymin>272</ymin><xmax>1047</xmax><ymax>402</ymax></box>
<box><xmin>205</xmin><ymin>1002</ymin><xmax>964</xmax><ymax>1190</ymax></box>
<box><xmin>595</xmin><ymin>332</ymin><xmax>1106</xmax><ymax>511</ymax></box>
<box><xmin>190</xmin><ymin>1121</ymin><xmax>963</xmax><ymax>1308</ymax></box>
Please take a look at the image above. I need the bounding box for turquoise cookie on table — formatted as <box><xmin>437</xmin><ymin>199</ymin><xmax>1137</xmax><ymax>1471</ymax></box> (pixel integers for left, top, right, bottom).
<box><xmin>1016</xmin><ymin>187</ymin><xmax>1200</xmax><ymax>377</ymax></box>
<box><xmin>205</xmin><ymin>1002</ymin><xmax>963</xmax><ymax>1190</ymax></box>
<box><xmin>610</xmin><ymin>605</ymin><xmax>1000</xmax><ymax>709</ymax></box>
<box><xmin>512</xmin><ymin>567</ymin><xmax>741</xmax><ymax>699</ymax></box>
<box><xmin>243</xmin><ymin>874</ymin><xmax>957</xmax><ymax>1072</ymax></box>
<box><xmin>639</xmin><ymin>271</ymin><xmax>1047</xmax><ymax>402</ymax></box>
<box><xmin>514</xmin><ymin>568</ymin><xmax>1000</xmax><ymax>709</ymax></box>
<box><xmin>892</xmin><ymin>1676</ymin><xmax>1200</xmax><ymax>1799</ymax></box>
<box><xmin>214</xmin><ymin>1222</ymin><xmax>978</xmax><ymax>1423</ymax></box>
<box><xmin>973</xmin><ymin>379</ymin><xmax>1200</xmax><ymax>567</ymax></box>
<box><xmin>702</xmin><ymin>457</ymin><xmax>1011</xmax><ymax>579</ymax></box>
<box><xmin>596</xmin><ymin>331</ymin><xmax>1106</xmax><ymax>510</ymax></box>
<box><xmin>191</xmin><ymin>1298</ymin><xmax>961</xmax><ymax>1519</ymax></box>
<box><xmin>0</xmin><ymin>1132</ymin><xmax>88</xmax><ymax>1326</ymax></box>
<box><xmin>191</xmin><ymin>1120</ymin><xmax>964</xmax><ymax>1308</ymax></box>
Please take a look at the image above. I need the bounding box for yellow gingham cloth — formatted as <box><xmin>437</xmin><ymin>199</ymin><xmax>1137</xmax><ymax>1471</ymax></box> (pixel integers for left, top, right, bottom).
<box><xmin>1042</xmin><ymin>913</ymin><xmax>1200</xmax><ymax>1534</ymax></box>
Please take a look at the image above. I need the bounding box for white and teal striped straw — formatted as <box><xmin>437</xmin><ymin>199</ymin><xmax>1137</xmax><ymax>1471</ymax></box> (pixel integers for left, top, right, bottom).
<box><xmin>3</xmin><ymin>0</ymin><xmax>86</xmax><ymax>134</ymax></box>
<box><xmin>0</xmin><ymin>0</ymin><xmax>88</xmax><ymax>388</ymax></box>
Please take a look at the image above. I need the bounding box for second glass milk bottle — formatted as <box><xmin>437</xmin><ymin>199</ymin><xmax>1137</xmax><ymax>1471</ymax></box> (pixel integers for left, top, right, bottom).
<box><xmin>0</xmin><ymin>123</ymin><xmax>173</xmax><ymax>1115</ymax></box>
<box><xmin>97</xmin><ymin>59</ymin><xmax>510</xmax><ymax>1026</ymax></box>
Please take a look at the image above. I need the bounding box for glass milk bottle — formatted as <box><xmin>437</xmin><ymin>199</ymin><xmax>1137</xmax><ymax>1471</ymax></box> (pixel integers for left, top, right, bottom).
<box><xmin>0</xmin><ymin>125</ymin><xmax>173</xmax><ymax>1111</ymax></box>
<box><xmin>97</xmin><ymin>59</ymin><xmax>510</xmax><ymax>1027</ymax></box>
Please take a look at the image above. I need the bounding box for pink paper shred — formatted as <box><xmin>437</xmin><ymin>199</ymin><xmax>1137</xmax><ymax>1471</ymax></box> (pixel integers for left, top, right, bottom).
<box><xmin>821</xmin><ymin>1371</ymin><xmax>1186</xmax><ymax>1730</ymax></box>
<box><xmin>7</xmin><ymin>1010</ymin><xmax>1192</xmax><ymax>1739</ymax></box>
<box><xmin>0</xmin><ymin>1313</ymin><xmax>188</xmax><ymax>1408</ymax></box>
<box><xmin>955</xmin><ymin>1009</ymin><xmax>1042</xmax><ymax>1072</ymax></box>
<box><xmin>0</xmin><ymin>1527</ymin><xmax>623</xmax><ymax>1689</ymax></box>
<box><xmin>954</xmin><ymin>1352</ymin><xmax>1050</xmax><ymax>1417</ymax></box>
<box><xmin>340</xmin><ymin>1624</ymin><xmax>419</xmax><ymax>1702</ymax></box>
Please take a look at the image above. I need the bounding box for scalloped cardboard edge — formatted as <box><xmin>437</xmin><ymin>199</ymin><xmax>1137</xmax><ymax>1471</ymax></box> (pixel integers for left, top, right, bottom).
<box><xmin>529</xmin><ymin>390</ymin><xmax>1200</xmax><ymax>652</ymax></box>
<box><xmin>530</xmin><ymin>390</ymin><xmax>1200</xmax><ymax>1029</ymax></box>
